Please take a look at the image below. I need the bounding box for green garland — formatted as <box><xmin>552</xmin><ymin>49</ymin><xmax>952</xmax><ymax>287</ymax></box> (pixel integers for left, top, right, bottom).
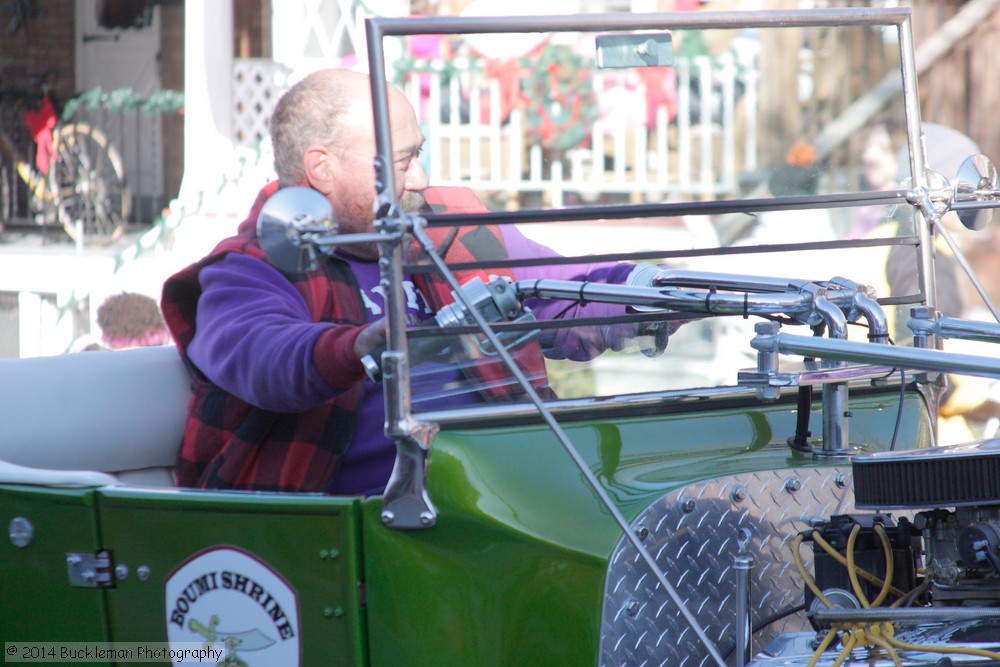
<box><xmin>519</xmin><ymin>44</ymin><xmax>597</xmax><ymax>153</ymax></box>
<box><xmin>62</xmin><ymin>87</ymin><xmax>184</xmax><ymax>121</ymax></box>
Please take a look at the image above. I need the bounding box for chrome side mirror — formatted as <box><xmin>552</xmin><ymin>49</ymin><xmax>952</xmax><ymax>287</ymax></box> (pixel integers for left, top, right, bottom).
<box><xmin>256</xmin><ymin>186</ymin><xmax>337</xmax><ymax>273</ymax></box>
<box><xmin>953</xmin><ymin>154</ymin><xmax>999</xmax><ymax>231</ymax></box>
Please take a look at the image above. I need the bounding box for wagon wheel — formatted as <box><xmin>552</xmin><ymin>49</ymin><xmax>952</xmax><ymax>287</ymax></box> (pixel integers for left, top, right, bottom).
<box><xmin>49</xmin><ymin>122</ymin><xmax>130</xmax><ymax>245</ymax></box>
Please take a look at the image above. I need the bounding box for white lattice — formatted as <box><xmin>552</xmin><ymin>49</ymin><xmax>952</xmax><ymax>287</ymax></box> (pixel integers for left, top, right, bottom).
<box><xmin>232</xmin><ymin>59</ymin><xmax>294</xmax><ymax>149</ymax></box>
<box><xmin>272</xmin><ymin>0</ymin><xmax>383</xmax><ymax>72</ymax></box>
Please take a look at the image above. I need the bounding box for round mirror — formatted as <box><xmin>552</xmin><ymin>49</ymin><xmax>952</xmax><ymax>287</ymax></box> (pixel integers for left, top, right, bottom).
<box><xmin>953</xmin><ymin>154</ymin><xmax>998</xmax><ymax>231</ymax></box>
<box><xmin>256</xmin><ymin>187</ymin><xmax>337</xmax><ymax>273</ymax></box>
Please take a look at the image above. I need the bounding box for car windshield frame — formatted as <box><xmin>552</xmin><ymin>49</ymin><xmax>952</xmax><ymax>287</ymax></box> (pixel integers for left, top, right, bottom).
<box><xmin>362</xmin><ymin>7</ymin><xmax>932</xmax><ymax>412</ymax></box>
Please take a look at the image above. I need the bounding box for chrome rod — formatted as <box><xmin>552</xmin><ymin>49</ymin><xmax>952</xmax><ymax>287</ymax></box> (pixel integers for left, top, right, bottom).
<box><xmin>514</xmin><ymin>279</ymin><xmax>860</xmax><ymax>319</ymax></box>
<box><xmin>756</xmin><ymin>332</ymin><xmax>1000</xmax><ymax>379</ymax></box>
<box><xmin>409</xmin><ymin>221</ymin><xmax>728</xmax><ymax>667</ymax></box>
<box><xmin>814</xmin><ymin>606</ymin><xmax>1000</xmax><ymax>625</ymax></box>
<box><xmin>929</xmin><ymin>314</ymin><xmax>1000</xmax><ymax>342</ymax></box>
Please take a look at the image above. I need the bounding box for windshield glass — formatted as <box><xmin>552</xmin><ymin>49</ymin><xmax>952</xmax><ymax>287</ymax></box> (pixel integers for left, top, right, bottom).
<box><xmin>368</xmin><ymin>10</ymin><xmax>930</xmax><ymax>409</ymax></box>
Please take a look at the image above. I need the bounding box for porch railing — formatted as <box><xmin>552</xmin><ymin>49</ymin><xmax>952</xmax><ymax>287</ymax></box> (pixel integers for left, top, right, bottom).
<box><xmin>231</xmin><ymin>53</ymin><xmax>758</xmax><ymax>206</ymax></box>
<box><xmin>396</xmin><ymin>53</ymin><xmax>757</xmax><ymax>206</ymax></box>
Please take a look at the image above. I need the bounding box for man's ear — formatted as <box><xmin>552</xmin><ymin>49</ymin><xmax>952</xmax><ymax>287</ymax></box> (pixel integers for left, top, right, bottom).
<box><xmin>303</xmin><ymin>144</ymin><xmax>336</xmax><ymax>195</ymax></box>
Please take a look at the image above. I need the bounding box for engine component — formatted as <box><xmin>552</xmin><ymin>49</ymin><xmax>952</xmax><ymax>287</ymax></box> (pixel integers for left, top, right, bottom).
<box><xmin>804</xmin><ymin>514</ymin><xmax>920</xmax><ymax>620</ymax></box>
<box><xmin>853</xmin><ymin>438</ymin><xmax>1000</xmax><ymax>509</ymax></box>
<box><xmin>746</xmin><ymin>441</ymin><xmax>1000</xmax><ymax>665</ymax></box>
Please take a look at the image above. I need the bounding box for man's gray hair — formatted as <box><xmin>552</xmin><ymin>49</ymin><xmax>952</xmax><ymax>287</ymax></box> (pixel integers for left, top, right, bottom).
<box><xmin>270</xmin><ymin>70</ymin><xmax>357</xmax><ymax>186</ymax></box>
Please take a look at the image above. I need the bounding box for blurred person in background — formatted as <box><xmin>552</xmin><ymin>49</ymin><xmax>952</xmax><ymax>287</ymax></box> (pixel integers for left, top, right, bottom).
<box><xmin>95</xmin><ymin>292</ymin><xmax>172</xmax><ymax>350</ymax></box>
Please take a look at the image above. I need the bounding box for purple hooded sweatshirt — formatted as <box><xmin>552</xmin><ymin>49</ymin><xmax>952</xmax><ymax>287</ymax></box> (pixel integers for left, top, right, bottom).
<box><xmin>188</xmin><ymin>225</ymin><xmax>641</xmax><ymax>496</ymax></box>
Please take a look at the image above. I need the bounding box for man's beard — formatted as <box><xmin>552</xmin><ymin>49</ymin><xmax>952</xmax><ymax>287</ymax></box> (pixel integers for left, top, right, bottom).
<box><xmin>339</xmin><ymin>190</ymin><xmax>428</xmax><ymax>260</ymax></box>
<box><xmin>401</xmin><ymin>190</ymin><xmax>426</xmax><ymax>213</ymax></box>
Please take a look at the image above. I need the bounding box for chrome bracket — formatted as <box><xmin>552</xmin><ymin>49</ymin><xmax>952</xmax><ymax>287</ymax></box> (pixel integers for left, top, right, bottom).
<box><xmin>381</xmin><ymin>425</ymin><xmax>439</xmax><ymax>530</ymax></box>
<box><xmin>381</xmin><ymin>351</ymin><xmax>440</xmax><ymax>530</ymax></box>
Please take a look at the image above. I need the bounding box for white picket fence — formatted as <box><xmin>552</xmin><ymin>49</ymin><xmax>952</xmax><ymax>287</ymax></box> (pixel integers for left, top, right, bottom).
<box><xmin>232</xmin><ymin>53</ymin><xmax>758</xmax><ymax>206</ymax></box>
<box><xmin>396</xmin><ymin>53</ymin><xmax>757</xmax><ymax>206</ymax></box>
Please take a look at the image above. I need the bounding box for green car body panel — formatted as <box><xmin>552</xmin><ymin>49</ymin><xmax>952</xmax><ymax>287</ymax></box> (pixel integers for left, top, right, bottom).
<box><xmin>1</xmin><ymin>390</ymin><xmax>931</xmax><ymax>666</ymax></box>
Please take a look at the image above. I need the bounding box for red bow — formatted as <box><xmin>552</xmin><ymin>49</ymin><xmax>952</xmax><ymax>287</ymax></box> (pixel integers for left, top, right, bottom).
<box><xmin>23</xmin><ymin>95</ymin><xmax>56</xmax><ymax>174</ymax></box>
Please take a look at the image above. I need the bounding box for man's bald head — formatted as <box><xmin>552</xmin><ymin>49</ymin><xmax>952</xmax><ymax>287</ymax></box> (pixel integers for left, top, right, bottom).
<box><xmin>270</xmin><ymin>69</ymin><xmax>413</xmax><ymax>184</ymax></box>
<box><xmin>267</xmin><ymin>68</ymin><xmax>427</xmax><ymax>259</ymax></box>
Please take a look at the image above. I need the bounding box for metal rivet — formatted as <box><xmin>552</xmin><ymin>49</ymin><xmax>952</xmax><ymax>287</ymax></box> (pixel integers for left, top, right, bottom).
<box><xmin>635</xmin><ymin>526</ymin><xmax>649</xmax><ymax>541</ymax></box>
<box><xmin>679</xmin><ymin>498</ymin><xmax>696</xmax><ymax>513</ymax></box>
<box><xmin>419</xmin><ymin>512</ymin><xmax>434</xmax><ymax>526</ymax></box>
<box><xmin>835</xmin><ymin>473</ymin><xmax>848</xmax><ymax>488</ymax></box>
<box><xmin>9</xmin><ymin>517</ymin><xmax>33</xmax><ymax>548</ymax></box>
<box><xmin>323</xmin><ymin>606</ymin><xmax>345</xmax><ymax>619</ymax></box>
<box><xmin>136</xmin><ymin>565</ymin><xmax>151</xmax><ymax>581</ymax></box>
<box><xmin>731</xmin><ymin>485</ymin><xmax>746</xmax><ymax>503</ymax></box>
<box><xmin>625</xmin><ymin>599</ymin><xmax>641</xmax><ymax>616</ymax></box>
<box><xmin>381</xmin><ymin>510</ymin><xmax>395</xmax><ymax>525</ymax></box>
<box><xmin>115</xmin><ymin>564</ymin><xmax>129</xmax><ymax>580</ymax></box>
<box><xmin>784</xmin><ymin>478</ymin><xmax>801</xmax><ymax>493</ymax></box>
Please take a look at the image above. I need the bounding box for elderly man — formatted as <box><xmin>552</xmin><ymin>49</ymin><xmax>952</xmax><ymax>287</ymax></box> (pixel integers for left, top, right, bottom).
<box><xmin>162</xmin><ymin>69</ymin><xmax>659</xmax><ymax>496</ymax></box>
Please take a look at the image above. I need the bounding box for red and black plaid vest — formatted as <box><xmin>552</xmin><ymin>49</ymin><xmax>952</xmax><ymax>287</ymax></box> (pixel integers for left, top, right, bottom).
<box><xmin>162</xmin><ymin>183</ymin><xmax>549</xmax><ymax>493</ymax></box>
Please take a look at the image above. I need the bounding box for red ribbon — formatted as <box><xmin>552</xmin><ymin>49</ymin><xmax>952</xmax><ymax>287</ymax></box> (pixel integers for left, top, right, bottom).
<box><xmin>23</xmin><ymin>95</ymin><xmax>56</xmax><ymax>175</ymax></box>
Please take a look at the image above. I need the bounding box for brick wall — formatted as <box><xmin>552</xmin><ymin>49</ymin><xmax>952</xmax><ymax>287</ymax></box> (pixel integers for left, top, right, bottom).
<box><xmin>0</xmin><ymin>1</ymin><xmax>78</xmax><ymax>115</ymax></box>
<box><xmin>0</xmin><ymin>1</ymin><xmax>188</xmax><ymax>212</ymax></box>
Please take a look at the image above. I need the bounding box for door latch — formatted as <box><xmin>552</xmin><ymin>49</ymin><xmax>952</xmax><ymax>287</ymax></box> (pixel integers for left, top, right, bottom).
<box><xmin>66</xmin><ymin>550</ymin><xmax>114</xmax><ymax>588</ymax></box>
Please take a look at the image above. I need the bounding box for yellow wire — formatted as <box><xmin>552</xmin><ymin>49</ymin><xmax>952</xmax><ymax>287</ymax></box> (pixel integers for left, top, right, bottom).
<box><xmin>846</xmin><ymin>524</ymin><xmax>872</xmax><ymax>608</ymax></box>
<box><xmin>832</xmin><ymin>618</ymin><xmax>1000</xmax><ymax>665</ymax></box>
<box><xmin>867</xmin><ymin>623</ymin><xmax>903</xmax><ymax>667</ymax></box>
<box><xmin>796</xmin><ymin>523</ymin><xmax>1000</xmax><ymax>666</ymax></box>
<box><xmin>806</xmin><ymin>627</ymin><xmax>839</xmax><ymax>667</ymax></box>
<box><xmin>831</xmin><ymin>627</ymin><xmax>857</xmax><ymax>667</ymax></box>
<box><xmin>802</xmin><ymin>521</ymin><xmax>1000</xmax><ymax>665</ymax></box>
<box><xmin>887</xmin><ymin>634</ymin><xmax>1000</xmax><ymax>662</ymax></box>
<box><xmin>870</xmin><ymin>524</ymin><xmax>894</xmax><ymax>608</ymax></box>
<box><xmin>845</xmin><ymin>524</ymin><xmax>896</xmax><ymax>609</ymax></box>
<box><xmin>794</xmin><ymin>533</ymin><xmax>834</xmax><ymax>608</ymax></box>
<box><xmin>811</xmin><ymin>530</ymin><xmax>907</xmax><ymax>599</ymax></box>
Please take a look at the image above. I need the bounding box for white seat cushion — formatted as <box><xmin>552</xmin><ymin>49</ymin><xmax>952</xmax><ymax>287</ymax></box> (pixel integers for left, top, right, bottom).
<box><xmin>0</xmin><ymin>345</ymin><xmax>191</xmax><ymax>484</ymax></box>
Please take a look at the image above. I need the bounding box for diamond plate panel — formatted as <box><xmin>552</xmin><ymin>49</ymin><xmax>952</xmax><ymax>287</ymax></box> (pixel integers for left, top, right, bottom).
<box><xmin>599</xmin><ymin>467</ymin><xmax>856</xmax><ymax>667</ymax></box>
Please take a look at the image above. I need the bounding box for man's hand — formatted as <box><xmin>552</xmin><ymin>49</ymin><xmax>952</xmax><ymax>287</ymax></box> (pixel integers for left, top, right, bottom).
<box><xmin>354</xmin><ymin>318</ymin><xmax>388</xmax><ymax>361</ymax></box>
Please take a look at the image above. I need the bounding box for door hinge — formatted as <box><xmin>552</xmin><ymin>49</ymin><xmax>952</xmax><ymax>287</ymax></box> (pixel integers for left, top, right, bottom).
<box><xmin>66</xmin><ymin>549</ymin><xmax>115</xmax><ymax>588</ymax></box>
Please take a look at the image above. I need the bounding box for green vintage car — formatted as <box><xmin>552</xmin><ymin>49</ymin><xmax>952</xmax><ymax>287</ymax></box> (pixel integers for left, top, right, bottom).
<box><xmin>4</xmin><ymin>8</ymin><xmax>1000</xmax><ymax>667</ymax></box>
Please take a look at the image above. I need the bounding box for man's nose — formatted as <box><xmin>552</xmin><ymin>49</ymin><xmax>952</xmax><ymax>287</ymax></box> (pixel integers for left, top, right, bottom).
<box><xmin>405</xmin><ymin>159</ymin><xmax>429</xmax><ymax>191</ymax></box>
